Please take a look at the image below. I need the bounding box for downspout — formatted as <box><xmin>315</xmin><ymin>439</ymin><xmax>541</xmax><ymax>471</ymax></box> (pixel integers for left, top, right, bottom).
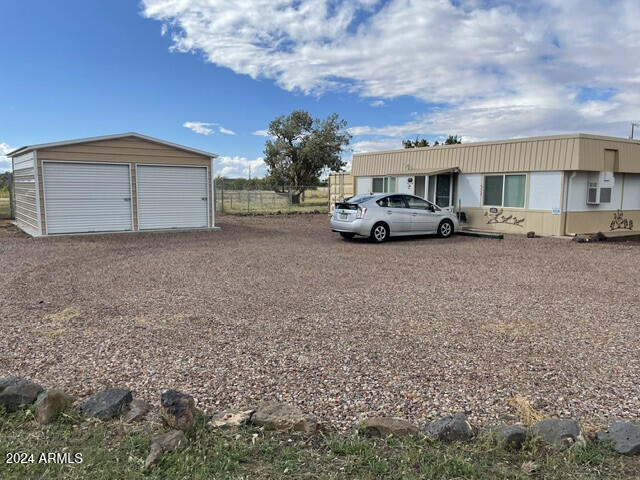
<box><xmin>563</xmin><ymin>171</ymin><xmax>577</xmax><ymax>236</ymax></box>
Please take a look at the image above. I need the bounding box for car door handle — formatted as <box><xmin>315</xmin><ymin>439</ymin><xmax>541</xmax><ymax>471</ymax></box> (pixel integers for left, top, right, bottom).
<box><xmin>412</xmin><ymin>213</ymin><xmax>417</xmax><ymax>216</ymax></box>
<box><xmin>386</xmin><ymin>210</ymin><xmax>393</xmax><ymax>215</ymax></box>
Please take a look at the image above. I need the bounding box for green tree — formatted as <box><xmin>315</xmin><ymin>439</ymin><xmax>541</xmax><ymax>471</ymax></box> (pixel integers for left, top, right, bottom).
<box><xmin>403</xmin><ymin>135</ymin><xmax>461</xmax><ymax>148</ymax></box>
<box><xmin>0</xmin><ymin>172</ymin><xmax>12</xmax><ymax>197</ymax></box>
<box><xmin>263</xmin><ymin>110</ymin><xmax>350</xmax><ymax>203</ymax></box>
<box><xmin>402</xmin><ymin>137</ymin><xmax>429</xmax><ymax>148</ymax></box>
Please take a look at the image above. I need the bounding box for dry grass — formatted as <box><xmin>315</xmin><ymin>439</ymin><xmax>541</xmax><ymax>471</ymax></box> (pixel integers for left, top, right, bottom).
<box><xmin>509</xmin><ymin>396</ymin><xmax>546</xmax><ymax>426</ymax></box>
<box><xmin>44</xmin><ymin>307</ymin><xmax>81</xmax><ymax>323</ymax></box>
<box><xmin>35</xmin><ymin>328</ymin><xmax>67</xmax><ymax>338</ymax></box>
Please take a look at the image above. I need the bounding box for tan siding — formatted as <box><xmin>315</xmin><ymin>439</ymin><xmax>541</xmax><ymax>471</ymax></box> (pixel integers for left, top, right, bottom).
<box><xmin>352</xmin><ymin>134</ymin><xmax>640</xmax><ymax>176</ymax></box>
<box><xmin>38</xmin><ymin>136</ymin><xmax>210</xmax><ymax>165</ymax></box>
<box><xmin>565</xmin><ymin>210</ymin><xmax>640</xmax><ymax>234</ymax></box>
<box><xmin>462</xmin><ymin>207</ymin><xmax>563</xmax><ymax>236</ymax></box>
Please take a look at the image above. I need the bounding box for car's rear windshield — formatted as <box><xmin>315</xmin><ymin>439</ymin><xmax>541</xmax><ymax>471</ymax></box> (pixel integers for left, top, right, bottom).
<box><xmin>345</xmin><ymin>195</ymin><xmax>375</xmax><ymax>204</ymax></box>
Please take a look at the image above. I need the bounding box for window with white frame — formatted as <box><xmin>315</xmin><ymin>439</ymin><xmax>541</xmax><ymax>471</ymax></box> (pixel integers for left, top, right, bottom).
<box><xmin>483</xmin><ymin>174</ymin><xmax>526</xmax><ymax>208</ymax></box>
<box><xmin>372</xmin><ymin>176</ymin><xmax>397</xmax><ymax>193</ymax></box>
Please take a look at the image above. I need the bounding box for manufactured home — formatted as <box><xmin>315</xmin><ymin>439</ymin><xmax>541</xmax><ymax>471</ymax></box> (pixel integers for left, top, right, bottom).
<box><xmin>9</xmin><ymin>133</ymin><xmax>217</xmax><ymax>236</ymax></box>
<box><xmin>351</xmin><ymin>134</ymin><xmax>640</xmax><ymax>236</ymax></box>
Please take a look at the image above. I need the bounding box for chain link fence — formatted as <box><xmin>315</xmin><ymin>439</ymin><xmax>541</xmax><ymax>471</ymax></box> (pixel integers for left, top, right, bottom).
<box><xmin>215</xmin><ymin>182</ymin><xmax>329</xmax><ymax>215</ymax></box>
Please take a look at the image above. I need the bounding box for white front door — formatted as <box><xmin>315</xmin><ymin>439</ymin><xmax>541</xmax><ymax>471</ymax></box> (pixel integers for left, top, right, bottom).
<box><xmin>136</xmin><ymin>165</ymin><xmax>209</xmax><ymax>230</ymax></box>
<box><xmin>43</xmin><ymin>161</ymin><xmax>133</xmax><ymax>234</ymax></box>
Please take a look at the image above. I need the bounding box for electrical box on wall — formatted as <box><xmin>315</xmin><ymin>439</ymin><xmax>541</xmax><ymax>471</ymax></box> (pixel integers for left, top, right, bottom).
<box><xmin>587</xmin><ymin>172</ymin><xmax>614</xmax><ymax>204</ymax></box>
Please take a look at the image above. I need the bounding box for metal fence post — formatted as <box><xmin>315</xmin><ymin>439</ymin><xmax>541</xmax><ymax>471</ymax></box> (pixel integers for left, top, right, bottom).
<box><xmin>220</xmin><ymin>181</ymin><xmax>224</xmax><ymax>214</ymax></box>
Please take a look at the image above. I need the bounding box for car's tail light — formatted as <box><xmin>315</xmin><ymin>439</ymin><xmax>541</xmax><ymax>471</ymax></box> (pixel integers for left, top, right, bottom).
<box><xmin>356</xmin><ymin>206</ymin><xmax>367</xmax><ymax>219</ymax></box>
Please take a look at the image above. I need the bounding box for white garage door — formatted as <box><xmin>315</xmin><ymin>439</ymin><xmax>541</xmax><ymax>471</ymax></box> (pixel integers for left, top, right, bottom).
<box><xmin>136</xmin><ymin>165</ymin><xmax>209</xmax><ymax>230</ymax></box>
<box><xmin>43</xmin><ymin>162</ymin><xmax>133</xmax><ymax>234</ymax></box>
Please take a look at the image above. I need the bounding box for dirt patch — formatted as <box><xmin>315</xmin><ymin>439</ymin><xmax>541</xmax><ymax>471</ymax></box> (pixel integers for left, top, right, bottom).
<box><xmin>1</xmin><ymin>214</ymin><xmax>639</xmax><ymax>429</ymax></box>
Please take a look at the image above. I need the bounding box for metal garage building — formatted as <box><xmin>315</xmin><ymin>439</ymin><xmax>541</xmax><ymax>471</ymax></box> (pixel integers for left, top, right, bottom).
<box><xmin>351</xmin><ymin>133</ymin><xmax>640</xmax><ymax>236</ymax></box>
<box><xmin>8</xmin><ymin>133</ymin><xmax>217</xmax><ymax>236</ymax></box>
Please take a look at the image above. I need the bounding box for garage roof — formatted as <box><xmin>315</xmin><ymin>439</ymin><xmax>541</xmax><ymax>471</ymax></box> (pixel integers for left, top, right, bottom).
<box><xmin>7</xmin><ymin>132</ymin><xmax>218</xmax><ymax>158</ymax></box>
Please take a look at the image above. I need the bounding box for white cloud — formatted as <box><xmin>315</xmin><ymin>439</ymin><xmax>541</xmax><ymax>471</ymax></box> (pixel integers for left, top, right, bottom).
<box><xmin>183</xmin><ymin>121</ymin><xmax>236</xmax><ymax>136</ymax></box>
<box><xmin>218</xmin><ymin>126</ymin><xmax>236</xmax><ymax>135</ymax></box>
<box><xmin>351</xmin><ymin>138</ymin><xmax>403</xmax><ymax>154</ymax></box>
<box><xmin>215</xmin><ymin>156</ymin><xmax>266</xmax><ymax>178</ymax></box>
<box><xmin>183</xmin><ymin>121</ymin><xmax>215</xmax><ymax>135</ymax></box>
<box><xmin>0</xmin><ymin>143</ymin><xmax>14</xmax><ymax>173</ymax></box>
<box><xmin>369</xmin><ymin>100</ymin><xmax>385</xmax><ymax>107</ymax></box>
<box><xmin>143</xmin><ymin>0</ymin><xmax>640</xmax><ymax>144</ymax></box>
<box><xmin>252</xmin><ymin>129</ymin><xmax>270</xmax><ymax>137</ymax></box>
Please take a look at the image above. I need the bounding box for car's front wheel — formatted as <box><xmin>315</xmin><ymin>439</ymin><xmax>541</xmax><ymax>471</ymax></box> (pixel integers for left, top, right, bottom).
<box><xmin>438</xmin><ymin>220</ymin><xmax>454</xmax><ymax>238</ymax></box>
<box><xmin>370</xmin><ymin>222</ymin><xmax>390</xmax><ymax>243</ymax></box>
<box><xmin>339</xmin><ymin>232</ymin><xmax>355</xmax><ymax>239</ymax></box>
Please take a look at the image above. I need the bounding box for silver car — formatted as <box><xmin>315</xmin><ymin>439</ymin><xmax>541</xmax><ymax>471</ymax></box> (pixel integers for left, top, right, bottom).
<box><xmin>330</xmin><ymin>193</ymin><xmax>459</xmax><ymax>242</ymax></box>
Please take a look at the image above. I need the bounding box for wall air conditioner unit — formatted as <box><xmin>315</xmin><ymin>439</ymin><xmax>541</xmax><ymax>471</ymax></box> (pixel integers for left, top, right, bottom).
<box><xmin>586</xmin><ymin>172</ymin><xmax>614</xmax><ymax>205</ymax></box>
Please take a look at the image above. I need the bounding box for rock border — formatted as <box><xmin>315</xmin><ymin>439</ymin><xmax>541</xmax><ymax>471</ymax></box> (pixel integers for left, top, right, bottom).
<box><xmin>2</xmin><ymin>376</ymin><xmax>639</xmax><ymax>458</ymax></box>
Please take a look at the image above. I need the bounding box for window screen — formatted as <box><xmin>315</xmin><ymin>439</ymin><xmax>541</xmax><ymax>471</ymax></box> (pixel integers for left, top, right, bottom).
<box><xmin>599</xmin><ymin>187</ymin><xmax>612</xmax><ymax>203</ymax></box>
<box><xmin>587</xmin><ymin>187</ymin><xmax>598</xmax><ymax>203</ymax></box>
<box><xmin>372</xmin><ymin>178</ymin><xmax>384</xmax><ymax>193</ymax></box>
<box><xmin>504</xmin><ymin>175</ymin><xmax>526</xmax><ymax>208</ymax></box>
<box><xmin>483</xmin><ymin>175</ymin><xmax>503</xmax><ymax>206</ymax></box>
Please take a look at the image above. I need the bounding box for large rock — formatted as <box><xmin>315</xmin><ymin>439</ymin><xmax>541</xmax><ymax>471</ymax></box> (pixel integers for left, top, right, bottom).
<box><xmin>361</xmin><ymin>417</ymin><xmax>419</xmax><ymax>438</ymax></box>
<box><xmin>250</xmin><ymin>401</ymin><xmax>318</xmax><ymax>434</ymax></box>
<box><xmin>81</xmin><ymin>388</ymin><xmax>132</xmax><ymax>420</ymax></box>
<box><xmin>530</xmin><ymin>418</ymin><xmax>584</xmax><ymax>449</ymax></box>
<box><xmin>425</xmin><ymin>412</ymin><xmax>474</xmax><ymax>442</ymax></box>
<box><xmin>144</xmin><ymin>430</ymin><xmax>187</xmax><ymax>469</ymax></box>
<box><xmin>208</xmin><ymin>408</ymin><xmax>255</xmax><ymax>429</ymax></box>
<box><xmin>123</xmin><ymin>399</ymin><xmax>150</xmax><ymax>423</ymax></box>
<box><xmin>0</xmin><ymin>377</ymin><xmax>44</xmax><ymax>409</ymax></box>
<box><xmin>496</xmin><ymin>425</ymin><xmax>528</xmax><ymax>450</ymax></box>
<box><xmin>160</xmin><ymin>390</ymin><xmax>195</xmax><ymax>431</ymax></box>
<box><xmin>35</xmin><ymin>389</ymin><xmax>74</xmax><ymax>424</ymax></box>
<box><xmin>598</xmin><ymin>422</ymin><xmax>640</xmax><ymax>456</ymax></box>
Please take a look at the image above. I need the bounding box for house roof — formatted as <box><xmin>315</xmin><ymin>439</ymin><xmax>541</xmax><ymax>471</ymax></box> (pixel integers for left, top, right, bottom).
<box><xmin>7</xmin><ymin>132</ymin><xmax>218</xmax><ymax>158</ymax></box>
<box><xmin>352</xmin><ymin>133</ymin><xmax>640</xmax><ymax>175</ymax></box>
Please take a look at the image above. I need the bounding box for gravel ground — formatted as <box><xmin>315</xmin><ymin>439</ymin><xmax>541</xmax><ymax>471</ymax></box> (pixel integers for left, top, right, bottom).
<box><xmin>1</xmin><ymin>215</ymin><xmax>639</xmax><ymax>430</ymax></box>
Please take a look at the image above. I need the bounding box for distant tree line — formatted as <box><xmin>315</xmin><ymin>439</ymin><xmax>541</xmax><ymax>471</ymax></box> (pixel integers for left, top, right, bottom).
<box><xmin>215</xmin><ymin>175</ymin><xmax>327</xmax><ymax>191</ymax></box>
<box><xmin>403</xmin><ymin>135</ymin><xmax>462</xmax><ymax>149</ymax></box>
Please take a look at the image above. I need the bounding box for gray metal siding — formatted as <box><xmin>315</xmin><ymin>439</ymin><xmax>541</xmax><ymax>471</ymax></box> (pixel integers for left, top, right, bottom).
<box><xmin>13</xmin><ymin>152</ymin><xmax>39</xmax><ymax>235</ymax></box>
<box><xmin>43</xmin><ymin>162</ymin><xmax>133</xmax><ymax>234</ymax></box>
<box><xmin>136</xmin><ymin>165</ymin><xmax>209</xmax><ymax>230</ymax></box>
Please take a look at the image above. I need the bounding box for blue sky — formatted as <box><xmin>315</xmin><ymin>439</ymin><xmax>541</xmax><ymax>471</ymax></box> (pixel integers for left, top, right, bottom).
<box><xmin>2</xmin><ymin>0</ymin><xmax>639</xmax><ymax>176</ymax></box>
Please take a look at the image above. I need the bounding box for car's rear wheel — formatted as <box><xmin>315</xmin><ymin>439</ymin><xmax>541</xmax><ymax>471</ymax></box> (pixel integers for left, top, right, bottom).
<box><xmin>339</xmin><ymin>232</ymin><xmax>355</xmax><ymax>239</ymax></box>
<box><xmin>370</xmin><ymin>222</ymin><xmax>389</xmax><ymax>243</ymax></box>
<box><xmin>438</xmin><ymin>219</ymin><xmax>453</xmax><ymax>238</ymax></box>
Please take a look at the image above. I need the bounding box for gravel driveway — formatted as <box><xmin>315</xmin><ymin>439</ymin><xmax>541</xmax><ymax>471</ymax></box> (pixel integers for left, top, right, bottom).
<box><xmin>1</xmin><ymin>215</ymin><xmax>639</xmax><ymax>429</ymax></box>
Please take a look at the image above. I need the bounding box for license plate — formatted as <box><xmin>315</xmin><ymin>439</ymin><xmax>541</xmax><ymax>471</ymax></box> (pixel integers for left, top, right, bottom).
<box><xmin>339</xmin><ymin>213</ymin><xmax>347</xmax><ymax>219</ymax></box>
